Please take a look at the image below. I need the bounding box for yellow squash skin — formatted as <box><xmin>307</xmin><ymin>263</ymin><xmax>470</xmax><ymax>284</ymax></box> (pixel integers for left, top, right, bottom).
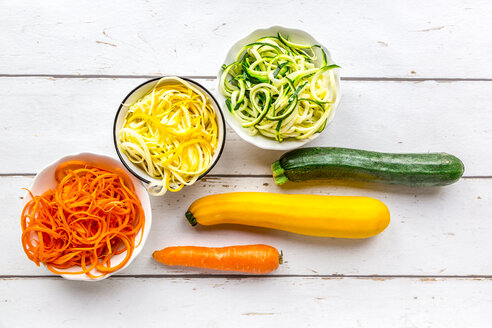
<box><xmin>186</xmin><ymin>192</ymin><xmax>390</xmax><ymax>238</ymax></box>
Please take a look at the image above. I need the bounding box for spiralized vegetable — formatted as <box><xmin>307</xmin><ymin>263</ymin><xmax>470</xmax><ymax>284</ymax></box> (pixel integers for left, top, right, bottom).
<box><xmin>118</xmin><ymin>77</ymin><xmax>219</xmax><ymax>196</ymax></box>
<box><xmin>219</xmin><ymin>33</ymin><xmax>339</xmax><ymax>142</ymax></box>
<box><xmin>21</xmin><ymin>162</ymin><xmax>145</xmax><ymax>279</ymax></box>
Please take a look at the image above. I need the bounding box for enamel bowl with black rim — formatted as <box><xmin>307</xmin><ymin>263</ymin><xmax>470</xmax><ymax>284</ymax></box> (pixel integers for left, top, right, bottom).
<box><xmin>113</xmin><ymin>76</ymin><xmax>226</xmax><ymax>194</ymax></box>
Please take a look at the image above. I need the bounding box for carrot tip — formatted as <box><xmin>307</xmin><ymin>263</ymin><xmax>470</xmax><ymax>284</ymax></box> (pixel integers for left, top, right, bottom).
<box><xmin>185</xmin><ymin>211</ymin><xmax>197</xmax><ymax>226</ymax></box>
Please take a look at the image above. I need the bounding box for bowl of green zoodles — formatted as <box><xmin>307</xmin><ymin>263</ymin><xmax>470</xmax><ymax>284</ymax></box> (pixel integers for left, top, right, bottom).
<box><xmin>217</xmin><ymin>26</ymin><xmax>341</xmax><ymax>150</ymax></box>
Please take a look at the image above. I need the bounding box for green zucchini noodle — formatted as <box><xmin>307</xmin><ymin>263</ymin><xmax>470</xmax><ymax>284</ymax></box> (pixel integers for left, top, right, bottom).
<box><xmin>219</xmin><ymin>33</ymin><xmax>339</xmax><ymax>142</ymax></box>
<box><xmin>117</xmin><ymin>77</ymin><xmax>219</xmax><ymax>196</ymax></box>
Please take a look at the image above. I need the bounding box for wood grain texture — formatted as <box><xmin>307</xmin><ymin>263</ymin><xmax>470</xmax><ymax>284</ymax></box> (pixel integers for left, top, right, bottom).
<box><xmin>1</xmin><ymin>0</ymin><xmax>491</xmax><ymax>78</ymax></box>
<box><xmin>6</xmin><ymin>176</ymin><xmax>491</xmax><ymax>276</ymax></box>
<box><xmin>1</xmin><ymin>277</ymin><xmax>492</xmax><ymax>327</ymax></box>
<box><xmin>2</xmin><ymin>77</ymin><xmax>491</xmax><ymax>175</ymax></box>
<box><xmin>2</xmin><ymin>0</ymin><xmax>492</xmax><ymax>324</ymax></box>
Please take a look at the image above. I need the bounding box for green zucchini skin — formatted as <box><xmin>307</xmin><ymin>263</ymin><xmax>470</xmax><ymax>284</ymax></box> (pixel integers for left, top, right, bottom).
<box><xmin>272</xmin><ymin>147</ymin><xmax>464</xmax><ymax>187</ymax></box>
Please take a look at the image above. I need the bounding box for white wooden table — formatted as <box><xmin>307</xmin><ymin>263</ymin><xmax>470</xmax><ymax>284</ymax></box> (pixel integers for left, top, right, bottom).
<box><xmin>1</xmin><ymin>1</ymin><xmax>491</xmax><ymax>326</ymax></box>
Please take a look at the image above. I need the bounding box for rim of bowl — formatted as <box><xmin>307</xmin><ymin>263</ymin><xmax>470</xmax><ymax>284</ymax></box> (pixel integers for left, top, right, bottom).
<box><xmin>216</xmin><ymin>25</ymin><xmax>341</xmax><ymax>151</ymax></box>
<box><xmin>23</xmin><ymin>151</ymin><xmax>152</xmax><ymax>281</ymax></box>
<box><xmin>113</xmin><ymin>76</ymin><xmax>227</xmax><ymax>185</ymax></box>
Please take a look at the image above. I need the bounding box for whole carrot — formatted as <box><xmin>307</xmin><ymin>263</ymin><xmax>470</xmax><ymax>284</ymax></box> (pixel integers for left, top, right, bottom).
<box><xmin>152</xmin><ymin>245</ymin><xmax>282</xmax><ymax>274</ymax></box>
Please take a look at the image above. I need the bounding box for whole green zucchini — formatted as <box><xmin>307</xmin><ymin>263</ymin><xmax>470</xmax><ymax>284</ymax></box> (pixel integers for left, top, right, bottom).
<box><xmin>271</xmin><ymin>147</ymin><xmax>464</xmax><ymax>187</ymax></box>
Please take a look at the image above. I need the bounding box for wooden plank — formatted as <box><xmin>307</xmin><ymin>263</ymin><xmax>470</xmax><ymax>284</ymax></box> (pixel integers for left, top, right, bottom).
<box><xmin>6</xmin><ymin>176</ymin><xmax>491</xmax><ymax>276</ymax></box>
<box><xmin>1</xmin><ymin>77</ymin><xmax>490</xmax><ymax>175</ymax></box>
<box><xmin>1</xmin><ymin>277</ymin><xmax>491</xmax><ymax>327</ymax></box>
<box><xmin>1</xmin><ymin>1</ymin><xmax>491</xmax><ymax>78</ymax></box>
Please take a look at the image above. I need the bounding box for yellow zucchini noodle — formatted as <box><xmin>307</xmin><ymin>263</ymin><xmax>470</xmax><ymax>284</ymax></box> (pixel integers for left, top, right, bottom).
<box><xmin>118</xmin><ymin>77</ymin><xmax>219</xmax><ymax>196</ymax></box>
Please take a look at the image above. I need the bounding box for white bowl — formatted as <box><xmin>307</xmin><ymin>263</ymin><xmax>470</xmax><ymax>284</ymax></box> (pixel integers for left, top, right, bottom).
<box><xmin>23</xmin><ymin>152</ymin><xmax>152</xmax><ymax>281</ymax></box>
<box><xmin>216</xmin><ymin>26</ymin><xmax>341</xmax><ymax>150</ymax></box>
<box><xmin>113</xmin><ymin>77</ymin><xmax>226</xmax><ymax>193</ymax></box>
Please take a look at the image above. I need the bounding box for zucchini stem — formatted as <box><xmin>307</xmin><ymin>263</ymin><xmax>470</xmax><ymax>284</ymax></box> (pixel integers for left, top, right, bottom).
<box><xmin>271</xmin><ymin>160</ymin><xmax>289</xmax><ymax>186</ymax></box>
<box><xmin>185</xmin><ymin>211</ymin><xmax>197</xmax><ymax>226</ymax></box>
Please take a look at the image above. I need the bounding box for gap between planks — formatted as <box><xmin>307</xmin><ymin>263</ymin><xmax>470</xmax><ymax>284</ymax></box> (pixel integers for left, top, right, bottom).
<box><xmin>1</xmin><ymin>174</ymin><xmax>491</xmax><ymax>179</ymax></box>
<box><xmin>1</xmin><ymin>74</ymin><xmax>492</xmax><ymax>82</ymax></box>
<box><xmin>1</xmin><ymin>274</ymin><xmax>492</xmax><ymax>280</ymax></box>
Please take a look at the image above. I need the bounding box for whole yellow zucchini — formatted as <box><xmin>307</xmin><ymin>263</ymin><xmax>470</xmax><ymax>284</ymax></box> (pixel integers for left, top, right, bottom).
<box><xmin>185</xmin><ymin>192</ymin><xmax>390</xmax><ymax>238</ymax></box>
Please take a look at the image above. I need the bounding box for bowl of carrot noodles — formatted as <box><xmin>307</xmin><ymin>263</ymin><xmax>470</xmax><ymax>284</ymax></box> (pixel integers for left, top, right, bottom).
<box><xmin>20</xmin><ymin>153</ymin><xmax>152</xmax><ymax>281</ymax></box>
<box><xmin>114</xmin><ymin>76</ymin><xmax>226</xmax><ymax>196</ymax></box>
